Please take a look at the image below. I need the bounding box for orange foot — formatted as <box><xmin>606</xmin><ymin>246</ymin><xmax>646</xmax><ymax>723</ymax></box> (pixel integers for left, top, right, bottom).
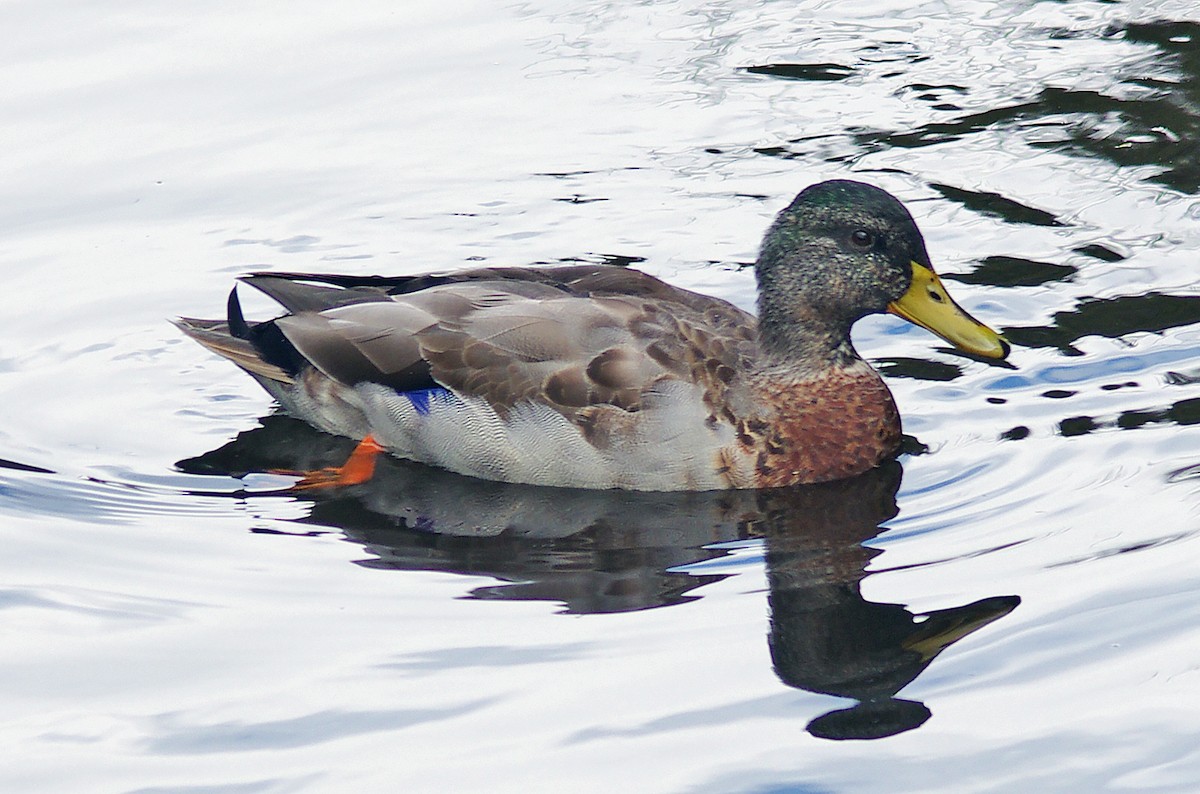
<box><xmin>270</xmin><ymin>434</ymin><xmax>387</xmax><ymax>491</ymax></box>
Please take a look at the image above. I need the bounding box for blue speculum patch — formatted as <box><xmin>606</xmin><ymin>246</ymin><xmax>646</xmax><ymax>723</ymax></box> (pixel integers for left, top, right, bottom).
<box><xmin>403</xmin><ymin>387</ymin><xmax>451</xmax><ymax>416</ymax></box>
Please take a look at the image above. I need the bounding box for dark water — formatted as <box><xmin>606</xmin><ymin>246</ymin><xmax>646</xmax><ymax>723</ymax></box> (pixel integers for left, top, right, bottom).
<box><xmin>3</xmin><ymin>2</ymin><xmax>1200</xmax><ymax>792</ymax></box>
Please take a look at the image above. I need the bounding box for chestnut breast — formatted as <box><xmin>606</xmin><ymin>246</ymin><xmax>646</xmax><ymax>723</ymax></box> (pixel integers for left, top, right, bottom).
<box><xmin>731</xmin><ymin>364</ymin><xmax>902</xmax><ymax>488</ymax></box>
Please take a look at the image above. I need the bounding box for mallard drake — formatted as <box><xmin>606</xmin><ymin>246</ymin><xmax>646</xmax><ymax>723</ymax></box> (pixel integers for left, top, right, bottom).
<box><xmin>176</xmin><ymin>180</ymin><xmax>1008</xmax><ymax>491</ymax></box>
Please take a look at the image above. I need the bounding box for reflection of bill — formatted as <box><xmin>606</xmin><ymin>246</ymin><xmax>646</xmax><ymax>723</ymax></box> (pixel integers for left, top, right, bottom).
<box><xmin>179</xmin><ymin>417</ymin><xmax>1019</xmax><ymax>740</ymax></box>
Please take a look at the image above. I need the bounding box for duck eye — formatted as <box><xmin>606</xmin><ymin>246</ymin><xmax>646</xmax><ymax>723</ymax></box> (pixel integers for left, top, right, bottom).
<box><xmin>850</xmin><ymin>229</ymin><xmax>874</xmax><ymax>249</ymax></box>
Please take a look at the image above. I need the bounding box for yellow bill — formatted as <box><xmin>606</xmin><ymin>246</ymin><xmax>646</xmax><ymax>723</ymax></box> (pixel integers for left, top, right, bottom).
<box><xmin>888</xmin><ymin>262</ymin><xmax>1010</xmax><ymax>359</ymax></box>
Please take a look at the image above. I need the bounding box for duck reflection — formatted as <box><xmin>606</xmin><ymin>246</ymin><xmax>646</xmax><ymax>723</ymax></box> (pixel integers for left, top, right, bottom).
<box><xmin>179</xmin><ymin>415</ymin><xmax>1019</xmax><ymax>740</ymax></box>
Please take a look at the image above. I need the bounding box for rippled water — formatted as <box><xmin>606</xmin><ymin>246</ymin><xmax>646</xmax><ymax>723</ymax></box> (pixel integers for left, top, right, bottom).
<box><xmin>4</xmin><ymin>1</ymin><xmax>1200</xmax><ymax>792</ymax></box>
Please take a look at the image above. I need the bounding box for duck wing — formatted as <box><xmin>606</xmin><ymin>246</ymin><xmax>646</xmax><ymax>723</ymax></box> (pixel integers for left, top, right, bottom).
<box><xmin>244</xmin><ymin>266</ymin><xmax>758</xmax><ymax>416</ymax></box>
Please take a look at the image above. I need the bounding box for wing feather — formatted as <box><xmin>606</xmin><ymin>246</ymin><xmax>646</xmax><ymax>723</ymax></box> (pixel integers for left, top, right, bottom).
<box><xmin>251</xmin><ymin>266</ymin><xmax>758</xmax><ymax>417</ymax></box>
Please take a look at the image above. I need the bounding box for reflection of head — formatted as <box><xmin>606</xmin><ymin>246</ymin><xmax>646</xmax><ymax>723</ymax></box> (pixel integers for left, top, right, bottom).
<box><xmin>763</xmin><ymin>477</ymin><xmax>1020</xmax><ymax>742</ymax></box>
<box><xmin>772</xmin><ymin>583</ymin><xmax>1019</xmax><ymax>738</ymax></box>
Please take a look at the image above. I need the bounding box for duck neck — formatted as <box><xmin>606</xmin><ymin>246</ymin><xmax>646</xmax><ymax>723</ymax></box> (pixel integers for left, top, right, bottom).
<box><xmin>756</xmin><ymin>273</ymin><xmax>861</xmax><ymax>374</ymax></box>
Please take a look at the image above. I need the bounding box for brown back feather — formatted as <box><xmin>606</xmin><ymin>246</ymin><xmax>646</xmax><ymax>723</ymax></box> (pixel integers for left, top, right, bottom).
<box><xmin>256</xmin><ymin>267</ymin><xmax>760</xmax><ymax>417</ymax></box>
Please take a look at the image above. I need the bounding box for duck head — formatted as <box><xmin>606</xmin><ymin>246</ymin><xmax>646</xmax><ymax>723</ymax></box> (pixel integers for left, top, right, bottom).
<box><xmin>755</xmin><ymin>180</ymin><xmax>1009</xmax><ymax>367</ymax></box>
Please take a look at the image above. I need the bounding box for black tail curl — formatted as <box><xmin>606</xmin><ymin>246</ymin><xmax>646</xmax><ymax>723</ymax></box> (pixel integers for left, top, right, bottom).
<box><xmin>226</xmin><ymin>284</ymin><xmax>308</xmax><ymax>378</ymax></box>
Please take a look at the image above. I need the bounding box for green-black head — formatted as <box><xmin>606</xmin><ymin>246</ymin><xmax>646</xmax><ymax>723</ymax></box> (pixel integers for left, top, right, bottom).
<box><xmin>755</xmin><ymin>180</ymin><xmax>1009</xmax><ymax>365</ymax></box>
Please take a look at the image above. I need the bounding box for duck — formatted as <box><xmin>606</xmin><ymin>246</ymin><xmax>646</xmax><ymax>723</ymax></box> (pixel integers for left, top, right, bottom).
<box><xmin>176</xmin><ymin>180</ymin><xmax>1009</xmax><ymax>491</ymax></box>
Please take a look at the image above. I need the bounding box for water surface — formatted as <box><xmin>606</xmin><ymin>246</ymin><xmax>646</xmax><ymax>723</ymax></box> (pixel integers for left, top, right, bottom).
<box><xmin>3</xmin><ymin>1</ymin><xmax>1200</xmax><ymax>792</ymax></box>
